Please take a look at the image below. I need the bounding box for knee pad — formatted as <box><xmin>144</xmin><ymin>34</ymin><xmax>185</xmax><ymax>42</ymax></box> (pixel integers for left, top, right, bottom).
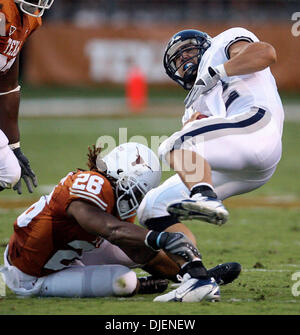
<box><xmin>158</xmin><ymin>137</ymin><xmax>173</xmax><ymax>166</ymax></box>
<box><xmin>40</xmin><ymin>265</ymin><xmax>137</xmax><ymax>298</ymax></box>
<box><xmin>158</xmin><ymin>131</ymin><xmax>187</xmax><ymax>165</ymax></box>
<box><xmin>111</xmin><ymin>265</ymin><xmax>137</xmax><ymax>296</ymax></box>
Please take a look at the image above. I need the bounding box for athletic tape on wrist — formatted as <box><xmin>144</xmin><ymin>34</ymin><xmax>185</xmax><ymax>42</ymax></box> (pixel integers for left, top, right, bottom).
<box><xmin>215</xmin><ymin>64</ymin><xmax>227</xmax><ymax>78</ymax></box>
<box><xmin>0</xmin><ymin>85</ymin><xmax>21</xmax><ymax>96</ymax></box>
<box><xmin>9</xmin><ymin>142</ymin><xmax>20</xmax><ymax>150</ymax></box>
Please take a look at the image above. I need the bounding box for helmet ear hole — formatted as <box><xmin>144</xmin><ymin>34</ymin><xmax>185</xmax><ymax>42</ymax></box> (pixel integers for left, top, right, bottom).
<box><xmin>117</xmin><ymin>169</ymin><xmax>124</xmax><ymax>175</ymax></box>
<box><xmin>96</xmin><ymin>157</ymin><xmax>107</xmax><ymax>173</ymax></box>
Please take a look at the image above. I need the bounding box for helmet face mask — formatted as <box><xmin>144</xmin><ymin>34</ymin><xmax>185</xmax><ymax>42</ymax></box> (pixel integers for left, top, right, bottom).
<box><xmin>163</xmin><ymin>29</ymin><xmax>212</xmax><ymax>90</ymax></box>
<box><xmin>115</xmin><ymin>175</ymin><xmax>147</xmax><ymax>220</ymax></box>
<box><xmin>15</xmin><ymin>0</ymin><xmax>54</xmax><ymax>17</ymax></box>
<box><xmin>97</xmin><ymin>142</ymin><xmax>161</xmax><ymax>220</ymax></box>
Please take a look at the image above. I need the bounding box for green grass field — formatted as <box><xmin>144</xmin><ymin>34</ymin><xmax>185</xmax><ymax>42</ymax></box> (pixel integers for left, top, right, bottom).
<box><xmin>0</xmin><ymin>112</ymin><xmax>300</xmax><ymax>315</ymax></box>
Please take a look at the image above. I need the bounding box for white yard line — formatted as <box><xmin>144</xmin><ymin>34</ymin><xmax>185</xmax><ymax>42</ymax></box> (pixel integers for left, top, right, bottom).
<box><xmin>243</xmin><ymin>269</ymin><xmax>296</xmax><ymax>272</ymax></box>
<box><xmin>18</xmin><ymin>99</ymin><xmax>300</xmax><ymax>122</ymax></box>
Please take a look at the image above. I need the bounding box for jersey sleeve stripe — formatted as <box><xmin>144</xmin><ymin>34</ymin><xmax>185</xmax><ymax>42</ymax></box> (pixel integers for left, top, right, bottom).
<box><xmin>69</xmin><ymin>190</ymin><xmax>107</xmax><ymax>211</ymax></box>
<box><xmin>224</xmin><ymin>36</ymin><xmax>254</xmax><ymax>59</ymax></box>
<box><xmin>69</xmin><ymin>188</ymin><xmax>108</xmax><ymax>208</ymax></box>
<box><xmin>69</xmin><ymin>192</ymin><xmax>107</xmax><ymax>211</ymax></box>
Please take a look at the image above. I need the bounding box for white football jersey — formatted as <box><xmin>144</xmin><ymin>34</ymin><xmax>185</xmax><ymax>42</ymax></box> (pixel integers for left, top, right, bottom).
<box><xmin>182</xmin><ymin>27</ymin><xmax>284</xmax><ymax>134</ymax></box>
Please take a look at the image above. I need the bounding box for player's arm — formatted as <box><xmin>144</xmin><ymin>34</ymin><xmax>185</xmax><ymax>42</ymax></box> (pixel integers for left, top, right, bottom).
<box><xmin>195</xmin><ymin>40</ymin><xmax>277</xmax><ymax>94</ymax></box>
<box><xmin>67</xmin><ymin>200</ymin><xmax>201</xmax><ymax>266</ymax></box>
<box><xmin>0</xmin><ymin>56</ymin><xmax>38</xmax><ymax>194</ymax></box>
<box><xmin>0</xmin><ymin>55</ymin><xmax>20</xmax><ymax>144</ymax></box>
<box><xmin>67</xmin><ymin>199</ymin><xmax>158</xmax><ymax>265</ymax></box>
<box><xmin>224</xmin><ymin>41</ymin><xmax>277</xmax><ymax>76</ymax></box>
<box><xmin>68</xmin><ymin>200</ymin><xmax>150</xmax><ymax>248</ymax></box>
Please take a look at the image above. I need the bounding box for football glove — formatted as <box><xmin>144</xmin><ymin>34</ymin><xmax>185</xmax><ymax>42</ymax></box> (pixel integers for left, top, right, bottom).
<box><xmin>12</xmin><ymin>147</ymin><xmax>38</xmax><ymax>194</ymax></box>
<box><xmin>145</xmin><ymin>231</ymin><xmax>201</xmax><ymax>262</ymax></box>
<box><xmin>195</xmin><ymin>64</ymin><xmax>227</xmax><ymax>94</ymax></box>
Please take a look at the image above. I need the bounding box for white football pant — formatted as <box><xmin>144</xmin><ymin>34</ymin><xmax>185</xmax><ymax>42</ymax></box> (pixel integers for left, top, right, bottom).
<box><xmin>1</xmin><ymin>246</ymin><xmax>137</xmax><ymax>297</ymax></box>
<box><xmin>39</xmin><ymin>264</ymin><xmax>137</xmax><ymax>297</ymax></box>
<box><xmin>138</xmin><ymin>107</ymin><xmax>282</xmax><ymax>226</ymax></box>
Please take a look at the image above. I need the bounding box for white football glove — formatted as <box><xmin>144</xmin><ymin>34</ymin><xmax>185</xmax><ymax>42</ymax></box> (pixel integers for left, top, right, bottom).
<box><xmin>195</xmin><ymin>64</ymin><xmax>227</xmax><ymax>94</ymax></box>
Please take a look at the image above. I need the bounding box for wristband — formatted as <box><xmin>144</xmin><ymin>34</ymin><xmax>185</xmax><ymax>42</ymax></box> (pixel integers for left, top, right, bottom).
<box><xmin>214</xmin><ymin>64</ymin><xmax>228</xmax><ymax>79</ymax></box>
<box><xmin>145</xmin><ymin>230</ymin><xmax>163</xmax><ymax>251</ymax></box>
<box><xmin>0</xmin><ymin>85</ymin><xmax>21</xmax><ymax>96</ymax></box>
<box><xmin>9</xmin><ymin>142</ymin><xmax>20</xmax><ymax>150</ymax></box>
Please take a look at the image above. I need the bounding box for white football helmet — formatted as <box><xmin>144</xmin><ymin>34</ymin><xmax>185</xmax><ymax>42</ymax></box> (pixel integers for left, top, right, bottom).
<box><xmin>15</xmin><ymin>0</ymin><xmax>54</xmax><ymax>17</ymax></box>
<box><xmin>97</xmin><ymin>142</ymin><xmax>161</xmax><ymax>220</ymax></box>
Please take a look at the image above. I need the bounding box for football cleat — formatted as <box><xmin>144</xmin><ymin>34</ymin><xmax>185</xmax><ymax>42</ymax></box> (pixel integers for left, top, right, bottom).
<box><xmin>153</xmin><ymin>274</ymin><xmax>220</xmax><ymax>302</ymax></box>
<box><xmin>207</xmin><ymin>262</ymin><xmax>242</xmax><ymax>285</ymax></box>
<box><xmin>137</xmin><ymin>276</ymin><xmax>169</xmax><ymax>294</ymax></box>
<box><xmin>167</xmin><ymin>194</ymin><xmax>229</xmax><ymax>225</ymax></box>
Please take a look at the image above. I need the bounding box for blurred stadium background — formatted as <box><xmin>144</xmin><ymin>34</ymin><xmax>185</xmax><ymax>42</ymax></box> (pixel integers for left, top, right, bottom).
<box><xmin>18</xmin><ymin>0</ymin><xmax>300</xmax><ymax>119</ymax></box>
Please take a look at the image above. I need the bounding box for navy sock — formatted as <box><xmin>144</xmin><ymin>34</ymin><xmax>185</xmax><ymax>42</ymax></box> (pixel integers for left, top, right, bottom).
<box><xmin>190</xmin><ymin>184</ymin><xmax>217</xmax><ymax>198</ymax></box>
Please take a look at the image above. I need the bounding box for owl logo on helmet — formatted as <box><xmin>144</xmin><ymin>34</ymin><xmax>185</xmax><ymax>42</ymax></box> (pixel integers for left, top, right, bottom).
<box><xmin>15</xmin><ymin>0</ymin><xmax>54</xmax><ymax>17</ymax></box>
<box><xmin>96</xmin><ymin>142</ymin><xmax>162</xmax><ymax>220</ymax></box>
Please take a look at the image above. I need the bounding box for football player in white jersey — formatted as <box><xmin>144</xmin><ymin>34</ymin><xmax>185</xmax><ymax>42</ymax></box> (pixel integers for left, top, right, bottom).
<box><xmin>137</xmin><ymin>27</ymin><xmax>283</xmax><ymax>301</ymax></box>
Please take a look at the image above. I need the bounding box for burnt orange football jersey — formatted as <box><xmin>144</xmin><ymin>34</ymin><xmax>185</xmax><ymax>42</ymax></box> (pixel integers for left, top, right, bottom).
<box><xmin>0</xmin><ymin>0</ymin><xmax>42</xmax><ymax>73</ymax></box>
<box><xmin>8</xmin><ymin>170</ymin><xmax>117</xmax><ymax>277</ymax></box>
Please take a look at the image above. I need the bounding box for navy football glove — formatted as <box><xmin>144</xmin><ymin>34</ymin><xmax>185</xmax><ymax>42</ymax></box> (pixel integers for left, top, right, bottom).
<box><xmin>145</xmin><ymin>231</ymin><xmax>201</xmax><ymax>262</ymax></box>
<box><xmin>12</xmin><ymin>148</ymin><xmax>38</xmax><ymax>194</ymax></box>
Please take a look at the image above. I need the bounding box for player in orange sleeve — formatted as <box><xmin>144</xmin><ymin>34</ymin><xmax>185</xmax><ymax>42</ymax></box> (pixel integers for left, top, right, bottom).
<box><xmin>1</xmin><ymin>142</ymin><xmax>214</xmax><ymax>299</ymax></box>
<box><xmin>0</xmin><ymin>1</ymin><xmax>54</xmax><ymax>194</ymax></box>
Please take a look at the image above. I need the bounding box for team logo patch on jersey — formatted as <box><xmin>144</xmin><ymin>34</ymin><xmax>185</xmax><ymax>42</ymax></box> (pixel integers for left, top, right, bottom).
<box><xmin>9</xmin><ymin>25</ymin><xmax>17</xmax><ymax>36</ymax></box>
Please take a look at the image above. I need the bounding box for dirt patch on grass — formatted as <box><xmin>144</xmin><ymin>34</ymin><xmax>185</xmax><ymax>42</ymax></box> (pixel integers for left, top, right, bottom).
<box><xmin>0</xmin><ymin>199</ymin><xmax>35</xmax><ymax>209</ymax></box>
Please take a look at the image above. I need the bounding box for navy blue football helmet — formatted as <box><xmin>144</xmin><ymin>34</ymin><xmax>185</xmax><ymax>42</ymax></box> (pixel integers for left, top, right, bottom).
<box><xmin>163</xmin><ymin>29</ymin><xmax>211</xmax><ymax>90</ymax></box>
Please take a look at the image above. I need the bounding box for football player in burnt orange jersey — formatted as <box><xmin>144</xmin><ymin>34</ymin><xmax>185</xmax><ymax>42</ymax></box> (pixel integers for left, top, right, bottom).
<box><xmin>1</xmin><ymin>142</ymin><xmax>214</xmax><ymax>299</ymax></box>
<box><xmin>0</xmin><ymin>1</ymin><xmax>54</xmax><ymax>194</ymax></box>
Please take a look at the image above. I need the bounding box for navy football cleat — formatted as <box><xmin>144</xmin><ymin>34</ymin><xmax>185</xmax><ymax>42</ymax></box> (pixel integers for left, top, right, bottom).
<box><xmin>167</xmin><ymin>194</ymin><xmax>229</xmax><ymax>225</ymax></box>
<box><xmin>207</xmin><ymin>262</ymin><xmax>242</xmax><ymax>285</ymax></box>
